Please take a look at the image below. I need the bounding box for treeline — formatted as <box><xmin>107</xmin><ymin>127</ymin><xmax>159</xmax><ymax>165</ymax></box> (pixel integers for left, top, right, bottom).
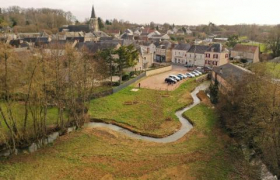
<box><xmin>0</xmin><ymin>43</ymin><xmax>108</xmax><ymax>153</ymax></box>
<box><xmin>217</xmin><ymin>63</ymin><xmax>280</xmax><ymax>176</ymax></box>
<box><xmin>0</xmin><ymin>6</ymin><xmax>74</xmax><ymax>33</ymax></box>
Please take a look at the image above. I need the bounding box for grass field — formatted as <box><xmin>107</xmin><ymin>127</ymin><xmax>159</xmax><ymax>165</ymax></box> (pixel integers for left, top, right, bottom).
<box><xmin>0</xmin><ymin>96</ymin><xmax>256</xmax><ymax>179</ymax></box>
<box><xmin>89</xmin><ymin>78</ymin><xmax>198</xmax><ymax>137</ymax></box>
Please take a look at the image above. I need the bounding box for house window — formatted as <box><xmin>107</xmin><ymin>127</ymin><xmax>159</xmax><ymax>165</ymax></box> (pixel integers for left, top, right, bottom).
<box><xmin>213</xmin><ymin>54</ymin><xmax>219</xmax><ymax>59</ymax></box>
<box><xmin>225</xmin><ymin>54</ymin><xmax>229</xmax><ymax>58</ymax></box>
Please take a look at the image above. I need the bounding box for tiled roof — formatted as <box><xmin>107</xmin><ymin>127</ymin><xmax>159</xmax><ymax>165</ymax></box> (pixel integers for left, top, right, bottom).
<box><xmin>213</xmin><ymin>63</ymin><xmax>250</xmax><ymax>82</ymax></box>
<box><xmin>207</xmin><ymin>44</ymin><xmax>222</xmax><ymax>52</ymax></box>
<box><xmin>232</xmin><ymin>44</ymin><xmax>258</xmax><ymax>53</ymax></box>
<box><xmin>173</xmin><ymin>43</ymin><xmax>191</xmax><ymax>51</ymax></box>
<box><xmin>59</xmin><ymin>25</ymin><xmax>90</xmax><ymax>33</ymax></box>
<box><xmin>188</xmin><ymin>45</ymin><xmax>209</xmax><ymax>54</ymax></box>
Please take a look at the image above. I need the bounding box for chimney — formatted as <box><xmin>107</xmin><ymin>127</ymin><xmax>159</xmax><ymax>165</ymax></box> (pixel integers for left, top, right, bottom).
<box><xmin>220</xmin><ymin>68</ymin><xmax>223</xmax><ymax>74</ymax></box>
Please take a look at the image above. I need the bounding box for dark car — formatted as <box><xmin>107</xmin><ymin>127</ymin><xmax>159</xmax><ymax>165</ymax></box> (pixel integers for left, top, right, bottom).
<box><xmin>165</xmin><ymin>78</ymin><xmax>176</xmax><ymax>84</ymax></box>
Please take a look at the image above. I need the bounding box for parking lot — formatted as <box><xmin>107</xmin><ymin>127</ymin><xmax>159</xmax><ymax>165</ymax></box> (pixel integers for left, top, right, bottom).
<box><xmin>137</xmin><ymin>65</ymin><xmax>190</xmax><ymax>91</ymax></box>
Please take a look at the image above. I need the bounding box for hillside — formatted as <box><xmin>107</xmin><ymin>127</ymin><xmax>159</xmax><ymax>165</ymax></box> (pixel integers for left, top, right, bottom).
<box><xmin>0</xmin><ymin>6</ymin><xmax>73</xmax><ymax>33</ymax></box>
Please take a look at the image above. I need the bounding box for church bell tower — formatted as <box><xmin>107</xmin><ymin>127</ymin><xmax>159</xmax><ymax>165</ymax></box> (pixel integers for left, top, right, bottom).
<box><xmin>89</xmin><ymin>5</ymin><xmax>99</xmax><ymax>32</ymax></box>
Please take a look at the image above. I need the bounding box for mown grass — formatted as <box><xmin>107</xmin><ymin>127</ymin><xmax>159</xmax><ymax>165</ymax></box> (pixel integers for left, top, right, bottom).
<box><xmin>0</xmin><ymin>102</ymin><xmax>255</xmax><ymax>180</ymax></box>
<box><xmin>89</xmin><ymin>78</ymin><xmax>198</xmax><ymax>136</ymax></box>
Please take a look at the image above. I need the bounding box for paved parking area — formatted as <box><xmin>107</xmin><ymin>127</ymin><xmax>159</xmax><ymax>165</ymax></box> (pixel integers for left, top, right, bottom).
<box><xmin>138</xmin><ymin>65</ymin><xmax>190</xmax><ymax>91</ymax></box>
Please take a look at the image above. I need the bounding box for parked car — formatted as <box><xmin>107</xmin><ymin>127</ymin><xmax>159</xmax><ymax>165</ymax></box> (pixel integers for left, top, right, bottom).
<box><xmin>192</xmin><ymin>71</ymin><xmax>200</xmax><ymax>76</ymax></box>
<box><xmin>175</xmin><ymin>74</ymin><xmax>184</xmax><ymax>80</ymax></box>
<box><xmin>186</xmin><ymin>73</ymin><xmax>195</xmax><ymax>78</ymax></box>
<box><xmin>169</xmin><ymin>75</ymin><xmax>181</xmax><ymax>81</ymax></box>
<box><xmin>193</xmin><ymin>70</ymin><xmax>202</xmax><ymax>75</ymax></box>
<box><xmin>165</xmin><ymin>78</ymin><xmax>176</xmax><ymax>84</ymax></box>
<box><xmin>177</xmin><ymin>73</ymin><xmax>187</xmax><ymax>79</ymax></box>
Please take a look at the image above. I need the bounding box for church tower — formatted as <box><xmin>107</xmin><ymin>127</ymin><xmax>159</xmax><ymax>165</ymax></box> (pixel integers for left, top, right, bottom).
<box><xmin>89</xmin><ymin>5</ymin><xmax>99</xmax><ymax>32</ymax></box>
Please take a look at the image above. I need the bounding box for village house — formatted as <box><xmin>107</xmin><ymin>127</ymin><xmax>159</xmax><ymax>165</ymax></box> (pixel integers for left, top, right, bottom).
<box><xmin>155</xmin><ymin>41</ymin><xmax>174</xmax><ymax>63</ymax></box>
<box><xmin>231</xmin><ymin>44</ymin><xmax>260</xmax><ymax>63</ymax></box>
<box><xmin>205</xmin><ymin>44</ymin><xmax>229</xmax><ymax>67</ymax></box>
<box><xmin>212</xmin><ymin>63</ymin><xmax>250</xmax><ymax>93</ymax></box>
<box><xmin>186</xmin><ymin>45</ymin><xmax>209</xmax><ymax>66</ymax></box>
<box><xmin>107</xmin><ymin>30</ymin><xmax>121</xmax><ymax>38</ymax></box>
<box><xmin>171</xmin><ymin>43</ymin><xmax>191</xmax><ymax>64</ymax></box>
<box><xmin>140</xmin><ymin>42</ymin><xmax>156</xmax><ymax>59</ymax></box>
<box><xmin>125</xmin><ymin>46</ymin><xmax>154</xmax><ymax>72</ymax></box>
<box><xmin>149</xmin><ymin>34</ymin><xmax>170</xmax><ymax>41</ymax></box>
<box><xmin>176</xmin><ymin>29</ymin><xmax>185</xmax><ymax>36</ymax></box>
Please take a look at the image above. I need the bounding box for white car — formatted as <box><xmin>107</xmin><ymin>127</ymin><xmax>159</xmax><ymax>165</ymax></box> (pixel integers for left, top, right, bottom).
<box><xmin>194</xmin><ymin>70</ymin><xmax>202</xmax><ymax>75</ymax></box>
<box><xmin>192</xmin><ymin>72</ymin><xmax>200</xmax><ymax>76</ymax></box>
<box><xmin>186</xmin><ymin>73</ymin><xmax>195</xmax><ymax>78</ymax></box>
<box><xmin>169</xmin><ymin>75</ymin><xmax>180</xmax><ymax>81</ymax></box>
<box><xmin>178</xmin><ymin>73</ymin><xmax>188</xmax><ymax>79</ymax></box>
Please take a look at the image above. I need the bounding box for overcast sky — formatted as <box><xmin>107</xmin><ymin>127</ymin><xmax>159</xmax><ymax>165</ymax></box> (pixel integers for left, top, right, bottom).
<box><xmin>1</xmin><ymin>0</ymin><xmax>280</xmax><ymax>25</ymax></box>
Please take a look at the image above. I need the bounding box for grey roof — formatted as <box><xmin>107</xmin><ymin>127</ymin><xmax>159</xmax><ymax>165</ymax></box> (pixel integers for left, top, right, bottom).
<box><xmin>59</xmin><ymin>25</ymin><xmax>90</xmax><ymax>33</ymax></box>
<box><xmin>174</xmin><ymin>43</ymin><xmax>191</xmax><ymax>51</ymax></box>
<box><xmin>155</xmin><ymin>40</ymin><xmax>172</xmax><ymax>49</ymax></box>
<box><xmin>77</xmin><ymin>41</ymin><xmax>119</xmax><ymax>53</ymax></box>
<box><xmin>207</xmin><ymin>43</ymin><xmax>222</xmax><ymax>52</ymax></box>
<box><xmin>213</xmin><ymin>63</ymin><xmax>249</xmax><ymax>82</ymax></box>
<box><xmin>99</xmin><ymin>37</ymin><xmax>114</xmax><ymax>41</ymax></box>
<box><xmin>66</xmin><ymin>37</ymin><xmax>84</xmax><ymax>42</ymax></box>
<box><xmin>121</xmin><ymin>39</ymin><xmax>137</xmax><ymax>46</ymax></box>
<box><xmin>93</xmin><ymin>31</ymin><xmax>109</xmax><ymax>38</ymax></box>
<box><xmin>91</xmin><ymin>6</ymin><xmax>96</xmax><ymax>18</ymax></box>
<box><xmin>188</xmin><ymin>45</ymin><xmax>209</xmax><ymax>54</ymax></box>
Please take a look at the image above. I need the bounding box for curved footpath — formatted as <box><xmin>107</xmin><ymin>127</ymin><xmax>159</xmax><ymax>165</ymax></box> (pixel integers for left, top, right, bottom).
<box><xmin>85</xmin><ymin>81</ymin><xmax>210</xmax><ymax>143</ymax></box>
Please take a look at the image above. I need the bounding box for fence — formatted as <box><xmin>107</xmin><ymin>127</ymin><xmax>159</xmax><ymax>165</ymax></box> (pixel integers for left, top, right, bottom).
<box><xmin>113</xmin><ymin>73</ymin><xmax>146</xmax><ymax>93</ymax></box>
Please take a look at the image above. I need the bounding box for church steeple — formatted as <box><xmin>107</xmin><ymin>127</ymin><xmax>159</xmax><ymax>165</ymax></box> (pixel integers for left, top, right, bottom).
<box><xmin>89</xmin><ymin>5</ymin><xmax>99</xmax><ymax>32</ymax></box>
<box><xmin>91</xmin><ymin>5</ymin><xmax>96</xmax><ymax>19</ymax></box>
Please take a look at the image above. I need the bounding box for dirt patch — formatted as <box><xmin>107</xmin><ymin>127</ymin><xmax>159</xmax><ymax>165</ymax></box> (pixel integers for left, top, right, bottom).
<box><xmin>123</xmin><ymin>101</ymin><xmax>139</xmax><ymax>105</ymax></box>
<box><xmin>197</xmin><ymin>91</ymin><xmax>212</xmax><ymax>106</ymax></box>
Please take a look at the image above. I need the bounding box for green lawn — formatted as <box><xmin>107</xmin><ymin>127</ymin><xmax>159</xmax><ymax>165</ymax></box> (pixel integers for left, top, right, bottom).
<box><xmin>89</xmin><ymin>79</ymin><xmax>198</xmax><ymax>136</ymax></box>
<box><xmin>0</xmin><ymin>103</ymin><xmax>256</xmax><ymax>179</ymax></box>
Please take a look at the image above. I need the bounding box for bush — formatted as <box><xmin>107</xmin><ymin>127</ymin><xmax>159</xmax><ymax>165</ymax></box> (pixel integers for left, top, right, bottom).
<box><xmin>112</xmin><ymin>82</ymin><xmax>120</xmax><ymax>86</ymax></box>
<box><xmin>122</xmin><ymin>74</ymin><xmax>130</xmax><ymax>81</ymax></box>
<box><xmin>129</xmin><ymin>71</ymin><xmax>135</xmax><ymax>77</ymax></box>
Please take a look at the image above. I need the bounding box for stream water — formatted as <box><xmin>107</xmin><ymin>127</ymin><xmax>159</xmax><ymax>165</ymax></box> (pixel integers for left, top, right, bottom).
<box><xmin>0</xmin><ymin>81</ymin><xmax>276</xmax><ymax>179</ymax></box>
<box><xmin>84</xmin><ymin>81</ymin><xmax>210</xmax><ymax>143</ymax></box>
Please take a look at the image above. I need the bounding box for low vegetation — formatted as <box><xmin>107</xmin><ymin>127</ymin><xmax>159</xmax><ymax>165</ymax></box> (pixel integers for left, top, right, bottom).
<box><xmin>89</xmin><ymin>78</ymin><xmax>197</xmax><ymax>136</ymax></box>
<box><xmin>0</xmin><ymin>94</ymin><xmax>257</xmax><ymax>179</ymax></box>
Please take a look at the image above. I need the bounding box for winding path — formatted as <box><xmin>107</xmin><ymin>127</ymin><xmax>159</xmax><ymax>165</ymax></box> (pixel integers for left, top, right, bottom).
<box><xmin>85</xmin><ymin>81</ymin><xmax>210</xmax><ymax>143</ymax></box>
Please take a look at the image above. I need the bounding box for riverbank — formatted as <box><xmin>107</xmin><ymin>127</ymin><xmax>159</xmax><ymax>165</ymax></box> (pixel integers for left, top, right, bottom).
<box><xmin>0</xmin><ymin>91</ymin><xmax>256</xmax><ymax>179</ymax></box>
<box><xmin>89</xmin><ymin>78</ymin><xmax>198</xmax><ymax>137</ymax></box>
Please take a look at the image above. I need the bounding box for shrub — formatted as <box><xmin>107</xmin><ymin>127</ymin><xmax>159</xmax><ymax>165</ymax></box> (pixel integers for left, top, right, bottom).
<box><xmin>129</xmin><ymin>71</ymin><xmax>135</xmax><ymax>77</ymax></box>
<box><xmin>122</xmin><ymin>74</ymin><xmax>130</xmax><ymax>81</ymax></box>
<box><xmin>112</xmin><ymin>82</ymin><xmax>120</xmax><ymax>86</ymax></box>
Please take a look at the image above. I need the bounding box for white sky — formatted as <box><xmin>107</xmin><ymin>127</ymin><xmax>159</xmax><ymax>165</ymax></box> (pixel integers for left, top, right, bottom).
<box><xmin>1</xmin><ymin>0</ymin><xmax>280</xmax><ymax>25</ymax></box>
